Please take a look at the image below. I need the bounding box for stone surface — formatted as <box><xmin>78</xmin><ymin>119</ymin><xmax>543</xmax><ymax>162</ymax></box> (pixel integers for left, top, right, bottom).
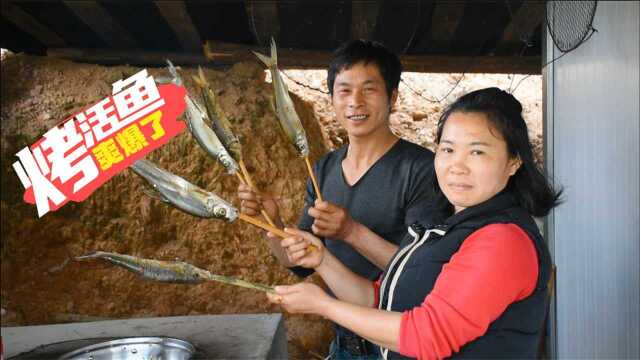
<box><xmin>2</xmin><ymin>313</ymin><xmax>287</xmax><ymax>359</ymax></box>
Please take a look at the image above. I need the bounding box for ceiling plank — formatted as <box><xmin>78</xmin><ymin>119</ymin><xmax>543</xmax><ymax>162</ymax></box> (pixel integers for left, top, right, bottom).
<box><xmin>63</xmin><ymin>1</ymin><xmax>138</xmax><ymax>49</ymax></box>
<box><xmin>495</xmin><ymin>1</ymin><xmax>545</xmax><ymax>55</ymax></box>
<box><xmin>1</xmin><ymin>1</ymin><xmax>65</xmax><ymax>47</ymax></box>
<box><xmin>155</xmin><ymin>0</ymin><xmax>202</xmax><ymax>52</ymax></box>
<box><xmin>276</xmin><ymin>2</ymin><xmax>348</xmax><ymax>50</ymax></box>
<box><xmin>372</xmin><ymin>0</ymin><xmax>421</xmax><ymax>53</ymax></box>
<box><xmin>244</xmin><ymin>0</ymin><xmax>279</xmax><ymax>46</ymax></box>
<box><xmin>426</xmin><ymin>1</ymin><xmax>465</xmax><ymax>54</ymax></box>
<box><xmin>451</xmin><ymin>1</ymin><xmax>514</xmax><ymax>56</ymax></box>
<box><xmin>350</xmin><ymin>1</ymin><xmax>381</xmax><ymax>40</ymax></box>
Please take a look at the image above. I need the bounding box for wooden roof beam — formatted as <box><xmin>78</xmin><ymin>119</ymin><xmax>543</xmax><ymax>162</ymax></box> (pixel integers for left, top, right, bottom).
<box><xmin>244</xmin><ymin>1</ymin><xmax>280</xmax><ymax>46</ymax></box>
<box><xmin>47</xmin><ymin>43</ymin><xmax>540</xmax><ymax>74</ymax></box>
<box><xmin>63</xmin><ymin>1</ymin><xmax>138</xmax><ymax>50</ymax></box>
<box><xmin>203</xmin><ymin>41</ymin><xmax>540</xmax><ymax>74</ymax></box>
<box><xmin>155</xmin><ymin>0</ymin><xmax>202</xmax><ymax>52</ymax></box>
<box><xmin>1</xmin><ymin>1</ymin><xmax>65</xmax><ymax>47</ymax></box>
<box><xmin>47</xmin><ymin>48</ymin><xmax>207</xmax><ymax>66</ymax></box>
<box><xmin>496</xmin><ymin>1</ymin><xmax>545</xmax><ymax>55</ymax></box>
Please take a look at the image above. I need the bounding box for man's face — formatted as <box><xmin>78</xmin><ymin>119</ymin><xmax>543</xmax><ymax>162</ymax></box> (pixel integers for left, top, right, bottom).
<box><xmin>331</xmin><ymin>62</ymin><xmax>398</xmax><ymax>139</ymax></box>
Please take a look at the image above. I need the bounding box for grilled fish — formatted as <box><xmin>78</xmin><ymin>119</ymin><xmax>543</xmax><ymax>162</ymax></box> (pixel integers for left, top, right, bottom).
<box><xmin>192</xmin><ymin>67</ymin><xmax>242</xmax><ymax>162</ymax></box>
<box><xmin>76</xmin><ymin>251</ymin><xmax>274</xmax><ymax>293</ymax></box>
<box><xmin>130</xmin><ymin>159</ymin><xmax>237</xmax><ymax>221</ymax></box>
<box><xmin>253</xmin><ymin>38</ymin><xmax>310</xmax><ymax>157</ymax></box>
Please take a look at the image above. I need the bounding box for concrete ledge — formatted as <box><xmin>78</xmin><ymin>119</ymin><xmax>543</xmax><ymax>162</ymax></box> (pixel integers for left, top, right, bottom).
<box><xmin>1</xmin><ymin>313</ymin><xmax>288</xmax><ymax>359</ymax></box>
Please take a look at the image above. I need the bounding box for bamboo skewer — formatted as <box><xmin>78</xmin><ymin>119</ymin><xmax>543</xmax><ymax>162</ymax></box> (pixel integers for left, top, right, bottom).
<box><xmin>207</xmin><ymin>273</ymin><xmax>275</xmax><ymax>293</ymax></box>
<box><xmin>238</xmin><ymin>160</ymin><xmax>277</xmax><ymax>228</ymax></box>
<box><xmin>304</xmin><ymin>156</ymin><xmax>323</xmax><ymax>202</ymax></box>
<box><xmin>238</xmin><ymin>213</ymin><xmax>318</xmax><ymax>252</ymax></box>
<box><xmin>239</xmin><ymin>213</ymin><xmax>288</xmax><ymax>238</ymax></box>
<box><xmin>235</xmin><ymin>171</ymin><xmax>247</xmax><ymax>185</ymax></box>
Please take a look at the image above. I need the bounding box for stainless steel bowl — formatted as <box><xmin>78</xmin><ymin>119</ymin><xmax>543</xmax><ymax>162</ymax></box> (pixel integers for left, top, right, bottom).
<box><xmin>57</xmin><ymin>337</ymin><xmax>195</xmax><ymax>360</ymax></box>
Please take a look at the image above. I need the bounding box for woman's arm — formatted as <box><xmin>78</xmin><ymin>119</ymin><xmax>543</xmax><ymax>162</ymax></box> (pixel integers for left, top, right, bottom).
<box><xmin>281</xmin><ymin>228</ymin><xmax>374</xmax><ymax>306</ymax></box>
<box><xmin>268</xmin><ymin>282</ymin><xmax>403</xmax><ymax>351</ymax></box>
<box><xmin>316</xmin><ymin>249</ymin><xmax>375</xmax><ymax>306</ymax></box>
<box><xmin>271</xmin><ymin>223</ymin><xmax>539</xmax><ymax>359</ymax></box>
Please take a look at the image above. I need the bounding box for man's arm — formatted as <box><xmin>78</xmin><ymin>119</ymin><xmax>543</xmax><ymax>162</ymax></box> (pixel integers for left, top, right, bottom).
<box><xmin>308</xmin><ymin>200</ymin><xmax>398</xmax><ymax>269</ymax></box>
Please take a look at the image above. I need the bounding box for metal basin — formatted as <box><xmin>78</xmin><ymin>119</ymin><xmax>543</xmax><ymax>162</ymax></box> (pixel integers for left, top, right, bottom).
<box><xmin>58</xmin><ymin>337</ymin><xmax>195</xmax><ymax>360</ymax></box>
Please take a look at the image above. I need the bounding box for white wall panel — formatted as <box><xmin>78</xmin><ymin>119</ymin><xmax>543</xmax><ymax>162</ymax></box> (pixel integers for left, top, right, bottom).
<box><xmin>545</xmin><ymin>1</ymin><xmax>639</xmax><ymax>358</ymax></box>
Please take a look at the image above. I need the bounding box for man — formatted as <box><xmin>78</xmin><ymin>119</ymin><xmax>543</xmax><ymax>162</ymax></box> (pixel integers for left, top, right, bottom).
<box><xmin>238</xmin><ymin>39</ymin><xmax>437</xmax><ymax>359</ymax></box>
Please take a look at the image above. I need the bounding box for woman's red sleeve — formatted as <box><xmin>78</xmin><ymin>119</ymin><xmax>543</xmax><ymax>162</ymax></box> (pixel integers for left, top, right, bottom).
<box><xmin>397</xmin><ymin>223</ymin><xmax>539</xmax><ymax>359</ymax></box>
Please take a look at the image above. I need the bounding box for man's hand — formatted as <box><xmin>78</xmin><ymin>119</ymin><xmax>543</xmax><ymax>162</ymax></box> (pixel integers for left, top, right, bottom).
<box><xmin>308</xmin><ymin>200</ymin><xmax>360</xmax><ymax>242</ymax></box>
<box><xmin>237</xmin><ymin>184</ymin><xmax>280</xmax><ymax>221</ymax></box>
<box><xmin>280</xmin><ymin>227</ymin><xmax>325</xmax><ymax>268</ymax></box>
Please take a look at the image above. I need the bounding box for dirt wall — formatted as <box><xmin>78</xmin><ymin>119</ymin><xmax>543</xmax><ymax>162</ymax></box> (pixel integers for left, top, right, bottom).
<box><xmin>0</xmin><ymin>54</ymin><xmax>332</xmax><ymax>358</ymax></box>
<box><xmin>0</xmin><ymin>52</ymin><xmax>542</xmax><ymax>359</ymax></box>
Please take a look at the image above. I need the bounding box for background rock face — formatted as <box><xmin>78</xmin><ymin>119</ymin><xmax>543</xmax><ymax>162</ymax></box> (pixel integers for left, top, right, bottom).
<box><xmin>0</xmin><ymin>53</ymin><xmax>541</xmax><ymax>359</ymax></box>
<box><xmin>275</xmin><ymin>69</ymin><xmax>542</xmax><ymax>164</ymax></box>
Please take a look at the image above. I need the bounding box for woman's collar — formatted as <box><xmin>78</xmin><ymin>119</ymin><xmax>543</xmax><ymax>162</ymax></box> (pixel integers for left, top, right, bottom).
<box><xmin>444</xmin><ymin>189</ymin><xmax>516</xmax><ymax>228</ymax></box>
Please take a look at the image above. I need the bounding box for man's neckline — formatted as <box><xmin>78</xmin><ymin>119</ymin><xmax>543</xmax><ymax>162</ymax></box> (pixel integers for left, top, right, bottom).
<box><xmin>340</xmin><ymin>138</ymin><xmax>402</xmax><ymax>187</ymax></box>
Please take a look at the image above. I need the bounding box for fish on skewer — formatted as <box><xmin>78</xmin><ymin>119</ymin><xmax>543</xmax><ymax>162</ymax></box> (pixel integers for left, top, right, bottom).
<box><xmin>252</xmin><ymin>38</ymin><xmax>323</xmax><ymax>202</ymax></box>
<box><xmin>162</xmin><ymin>60</ymin><xmax>240</xmax><ymax>176</ymax></box>
<box><xmin>184</xmin><ymin>95</ymin><xmax>241</xmax><ymax>176</ymax></box>
<box><xmin>165</xmin><ymin>61</ymin><xmax>238</xmax><ymax>174</ymax></box>
<box><xmin>76</xmin><ymin>251</ymin><xmax>274</xmax><ymax>293</ymax></box>
<box><xmin>130</xmin><ymin>159</ymin><xmax>286</xmax><ymax>237</ymax></box>
<box><xmin>192</xmin><ymin>67</ymin><xmax>243</xmax><ymax>163</ymax></box>
<box><xmin>191</xmin><ymin>66</ymin><xmax>276</xmax><ymax>226</ymax></box>
<box><xmin>130</xmin><ymin>159</ymin><xmax>317</xmax><ymax>251</ymax></box>
<box><xmin>130</xmin><ymin>159</ymin><xmax>237</xmax><ymax>221</ymax></box>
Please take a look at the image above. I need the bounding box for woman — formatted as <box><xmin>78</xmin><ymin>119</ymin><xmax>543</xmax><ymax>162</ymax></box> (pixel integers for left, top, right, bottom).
<box><xmin>268</xmin><ymin>87</ymin><xmax>562</xmax><ymax>359</ymax></box>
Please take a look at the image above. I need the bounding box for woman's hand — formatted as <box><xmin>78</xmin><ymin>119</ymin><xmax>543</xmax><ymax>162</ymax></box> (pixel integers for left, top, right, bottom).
<box><xmin>281</xmin><ymin>227</ymin><xmax>325</xmax><ymax>268</ymax></box>
<box><xmin>267</xmin><ymin>283</ymin><xmax>332</xmax><ymax>315</ymax></box>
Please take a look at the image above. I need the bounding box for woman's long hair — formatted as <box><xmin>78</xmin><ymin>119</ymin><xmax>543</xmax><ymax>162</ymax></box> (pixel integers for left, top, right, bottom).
<box><xmin>431</xmin><ymin>87</ymin><xmax>562</xmax><ymax>217</ymax></box>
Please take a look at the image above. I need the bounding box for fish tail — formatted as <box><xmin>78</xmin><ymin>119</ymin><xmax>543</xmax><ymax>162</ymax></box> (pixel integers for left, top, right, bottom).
<box><xmin>192</xmin><ymin>67</ymin><xmax>207</xmax><ymax>88</ymax></box>
<box><xmin>252</xmin><ymin>50</ymin><xmax>274</xmax><ymax>68</ymax></box>
<box><xmin>270</xmin><ymin>37</ymin><xmax>278</xmax><ymax>65</ymax></box>
<box><xmin>253</xmin><ymin>37</ymin><xmax>278</xmax><ymax>67</ymax></box>
<box><xmin>75</xmin><ymin>251</ymin><xmax>105</xmax><ymax>261</ymax></box>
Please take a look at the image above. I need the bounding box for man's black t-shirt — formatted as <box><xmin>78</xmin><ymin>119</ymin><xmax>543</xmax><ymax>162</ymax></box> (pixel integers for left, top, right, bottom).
<box><xmin>292</xmin><ymin>138</ymin><xmax>437</xmax><ymax>278</ymax></box>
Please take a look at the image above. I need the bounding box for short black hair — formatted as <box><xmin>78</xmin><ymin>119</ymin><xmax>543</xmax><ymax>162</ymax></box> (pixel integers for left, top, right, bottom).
<box><xmin>433</xmin><ymin>87</ymin><xmax>562</xmax><ymax>217</ymax></box>
<box><xmin>327</xmin><ymin>39</ymin><xmax>402</xmax><ymax>100</ymax></box>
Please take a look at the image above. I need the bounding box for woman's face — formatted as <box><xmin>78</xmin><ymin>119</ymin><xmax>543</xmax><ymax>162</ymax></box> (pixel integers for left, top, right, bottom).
<box><xmin>435</xmin><ymin>111</ymin><xmax>521</xmax><ymax>213</ymax></box>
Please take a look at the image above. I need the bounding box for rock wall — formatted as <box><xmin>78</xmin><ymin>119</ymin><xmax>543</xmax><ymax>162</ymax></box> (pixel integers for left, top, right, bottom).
<box><xmin>0</xmin><ymin>54</ymin><xmax>332</xmax><ymax>358</ymax></box>
<box><xmin>1</xmin><ymin>52</ymin><xmax>543</xmax><ymax>359</ymax></box>
<box><xmin>278</xmin><ymin>70</ymin><xmax>543</xmax><ymax>165</ymax></box>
